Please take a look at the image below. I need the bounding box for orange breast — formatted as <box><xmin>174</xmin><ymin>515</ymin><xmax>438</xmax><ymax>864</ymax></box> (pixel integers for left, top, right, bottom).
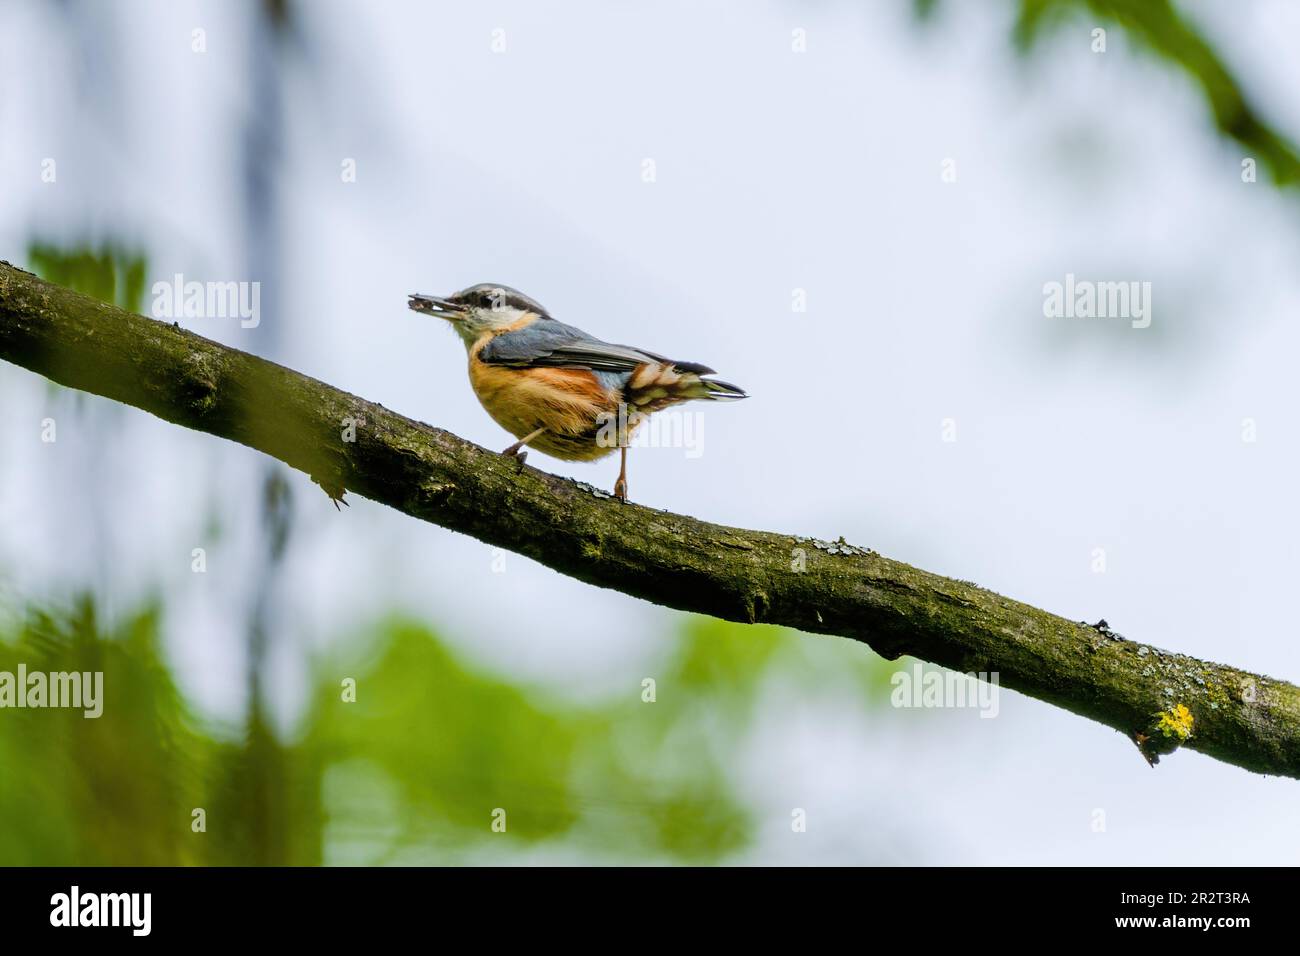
<box><xmin>468</xmin><ymin>338</ymin><xmax>622</xmax><ymax>461</ymax></box>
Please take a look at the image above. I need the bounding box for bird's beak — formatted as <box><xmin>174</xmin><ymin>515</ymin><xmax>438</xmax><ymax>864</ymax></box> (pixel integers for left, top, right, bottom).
<box><xmin>408</xmin><ymin>294</ymin><xmax>467</xmax><ymax>321</ymax></box>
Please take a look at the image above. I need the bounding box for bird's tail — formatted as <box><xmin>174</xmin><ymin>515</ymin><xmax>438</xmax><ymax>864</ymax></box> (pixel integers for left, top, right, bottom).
<box><xmin>664</xmin><ymin>360</ymin><xmax>748</xmax><ymax>401</ymax></box>
<box><xmin>624</xmin><ymin>361</ymin><xmax>748</xmax><ymax>411</ymax></box>
<box><xmin>698</xmin><ymin>377</ymin><xmax>748</xmax><ymax>400</ymax></box>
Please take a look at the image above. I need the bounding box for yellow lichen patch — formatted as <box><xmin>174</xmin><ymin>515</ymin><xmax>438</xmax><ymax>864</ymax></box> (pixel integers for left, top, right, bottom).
<box><xmin>1157</xmin><ymin>703</ymin><xmax>1194</xmax><ymax>740</ymax></box>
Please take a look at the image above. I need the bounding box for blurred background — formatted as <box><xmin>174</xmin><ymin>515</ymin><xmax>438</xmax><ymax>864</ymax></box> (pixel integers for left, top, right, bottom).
<box><xmin>1</xmin><ymin>0</ymin><xmax>1299</xmax><ymax>865</ymax></box>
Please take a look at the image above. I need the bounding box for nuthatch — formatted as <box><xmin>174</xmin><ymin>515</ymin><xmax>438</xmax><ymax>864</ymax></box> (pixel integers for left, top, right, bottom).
<box><xmin>409</xmin><ymin>284</ymin><xmax>747</xmax><ymax>501</ymax></box>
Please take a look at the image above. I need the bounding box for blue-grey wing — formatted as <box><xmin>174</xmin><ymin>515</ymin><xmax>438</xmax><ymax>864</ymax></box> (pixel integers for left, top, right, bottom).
<box><xmin>480</xmin><ymin>319</ymin><xmax>709</xmax><ymax>374</ymax></box>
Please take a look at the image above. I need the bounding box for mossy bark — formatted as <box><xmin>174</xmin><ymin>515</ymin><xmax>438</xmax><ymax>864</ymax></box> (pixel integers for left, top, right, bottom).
<box><xmin>3</xmin><ymin>260</ymin><xmax>1298</xmax><ymax>777</ymax></box>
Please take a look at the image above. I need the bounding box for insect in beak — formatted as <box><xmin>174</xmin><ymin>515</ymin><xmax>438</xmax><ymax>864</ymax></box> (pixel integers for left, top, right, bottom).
<box><xmin>408</xmin><ymin>294</ymin><xmax>467</xmax><ymax>321</ymax></box>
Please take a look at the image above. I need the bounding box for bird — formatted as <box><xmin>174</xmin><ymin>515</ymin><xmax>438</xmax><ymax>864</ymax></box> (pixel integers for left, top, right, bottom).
<box><xmin>408</xmin><ymin>283</ymin><xmax>747</xmax><ymax>501</ymax></box>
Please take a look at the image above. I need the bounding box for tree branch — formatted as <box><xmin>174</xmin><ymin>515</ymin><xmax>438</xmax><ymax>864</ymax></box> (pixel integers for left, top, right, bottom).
<box><xmin>2</xmin><ymin>259</ymin><xmax>1297</xmax><ymax>778</ymax></box>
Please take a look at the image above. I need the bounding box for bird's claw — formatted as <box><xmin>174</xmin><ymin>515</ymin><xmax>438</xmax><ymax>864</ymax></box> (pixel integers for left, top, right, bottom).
<box><xmin>501</xmin><ymin>446</ymin><xmax>528</xmax><ymax>472</ymax></box>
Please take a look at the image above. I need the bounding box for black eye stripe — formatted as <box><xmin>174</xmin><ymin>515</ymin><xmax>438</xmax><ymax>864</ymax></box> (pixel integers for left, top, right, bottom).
<box><xmin>456</xmin><ymin>284</ymin><xmax>550</xmax><ymax>317</ymax></box>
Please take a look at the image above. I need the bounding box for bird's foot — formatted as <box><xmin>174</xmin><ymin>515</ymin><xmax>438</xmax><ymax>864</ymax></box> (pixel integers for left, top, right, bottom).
<box><xmin>613</xmin><ymin>477</ymin><xmax>628</xmax><ymax>502</ymax></box>
<box><xmin>501</xmin><ymin>443</ymin><xmax>528</xmax><ymax>472</ymax></box>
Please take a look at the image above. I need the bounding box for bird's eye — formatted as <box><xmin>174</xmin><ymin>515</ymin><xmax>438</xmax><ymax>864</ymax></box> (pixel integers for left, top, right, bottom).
<box><xmin>484</xmin><ymin>289</ymin><xmax>504</xmax><ymax>310</ymax></box>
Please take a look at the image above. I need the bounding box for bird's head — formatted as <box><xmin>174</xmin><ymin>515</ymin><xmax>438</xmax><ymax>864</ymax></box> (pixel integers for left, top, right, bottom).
<box><xmin>409</xmin><ymin>283</ymin><xmax>550</xmax><ymax>346</ymax></box>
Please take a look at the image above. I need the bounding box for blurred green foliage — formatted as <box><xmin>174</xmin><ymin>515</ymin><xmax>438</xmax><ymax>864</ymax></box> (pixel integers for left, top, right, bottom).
<box><xmin>918</xmin><ymin>0</ymin><xmax>1300</xmax><ymax>188</ymax></box>
<box><xmin>22</xmin><ymin>242</ymin><xmax>150</xmax><ymax>405</ymax></box>
<box><xmin>0</xmin><ymin>599</ymin><xmax>894</xmax><ymax>865</ymax></box>
<box><xmin>27</xmin><ymin>241</ymin><xmax>148</xmax><ymax>314</ymax></box>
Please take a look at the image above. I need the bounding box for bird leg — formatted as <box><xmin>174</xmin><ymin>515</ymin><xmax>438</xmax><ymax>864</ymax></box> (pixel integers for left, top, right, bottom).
<box><xmin>502</xmin><ymin>427</ymin><xmax>546</xmax><ymax>471</ymax></box>
<box><xmin>613</xmin><ymin>444</ymin><xmax>629</xmax><ymax>502</ymax></box>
